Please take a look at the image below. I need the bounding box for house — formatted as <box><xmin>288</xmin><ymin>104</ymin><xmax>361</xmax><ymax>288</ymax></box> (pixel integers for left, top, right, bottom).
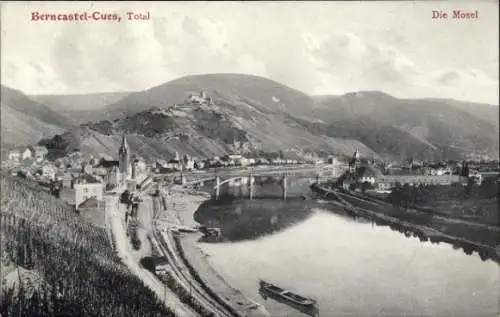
<box><xmin>62</xmin><ymin>172</ymin><xmax>75</xmax><ymax>188</ymax></box>
<box><xmin>97</xmin><ymin>158</ymin><xmax>120</xmax><ymax>169</ymax></box>
<box><xmin>21</xmin><ymin>147</ymin><xmax>33</xmax><ymax>160</ymax></box>
<box><xmin>31</xmin><ymin>146</ymin><xmax>48</xmax><ymax>162</ymax></box>
<box><xmin>256</xmin><ymin>158</ymin><xmax>270</xmax><ymax>165</ymax></box>
<box><xmin>272</xmin><ymin>158</ymin><xmax>283</xmax><ymax>165</ymax></box>
<box><xmin>41</xmin><ymin>165</ymin><xmax>56</xmax><ymax>181</ymax></box>
<box><xmin>83</xmin><ymin>163</ymin><xmax>93</xmax><ymax>175</ymax></box>
<box><xmin>468</xmin><ymin>170</ymin><xmax>483</xmax><ymax>185</ymax></box>
<box><xmin>104</xmin><ymin>166</ymin><xmax>120</xmax><ymax>189</ymax></box>
<box><xmin>154</xmin><ymin>159</ymin><xmax>181</xmax><ymax>172</ymax></box>
<box><xmin>194</xmin><ymin>160</ymin><xmax>205</xmax><ymax>169</ymax></box>
<box><xmin>429</xmin><ymin>167</ymin><xmax>451</xmax><ymax>176</ymax></box>
<box><xmin>77</xmin><ymin>196</ymin><xmax>102</xmax><ymax>211</ymax></box>
<box><xmin>355</xmin><ymin>166</ymin><xmax>382</xmax><ymax>185</ymax></box>
<box><xmin>94</xmin><ymin>158</ymin><xmax>121</xmax><ymax>184</ymax></box>
<box><xmin>76</xmin><ymin>196</ymin><xmax>105</xmax><ymax>227</ymax></box>
<box><xmin>183</xmin><ymin>154</ymin><xmax>195</xmax><ymax>171</ymax></box>
<box><xmin>134</xmin><ymin>159</ymin><xmax>147</xmax><ymax>174</ymax></box>
<box><xmin>73</xmin><ymin>174</ymin><xmax>104</xmax><ymax>209</ymax></box>
<box><xmin>55</xmin><ymin>171</ymin><xmax>65</xmax><ymax>181</ymax></box>
<box><xmin>8</xmin><ymin>146</ymin><xmax>33</xmax><ymax>161</ymax></box>
<box><xmin>328</xmin><ymin>156</ymin><xmax>339</xmax><ymax>165</ymax></box>
<box><xmin>8</xmin><ymin>148</ymin><xmax>22</xmax><ymax>161</ymax></box>
<box><xmin>376</xmin><ymin>175</ymin><xmax>463</xmax><ymax>191</ymax></box>
<box><xmin>167</xmin><ymin>159</ymin><xmax>182</xmax><ymax>171</ymax></box>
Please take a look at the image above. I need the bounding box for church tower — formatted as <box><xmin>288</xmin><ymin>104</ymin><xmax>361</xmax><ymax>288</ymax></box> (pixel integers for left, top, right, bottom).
<box><xmin>119</xmin><ymin>134</ymin><xmax>130</xmax><ymax>181</ymax></box>
<box><xmin>349</xmin><ymin>148</ymin><xmax>360</xmax><ymax>172</ymax></box>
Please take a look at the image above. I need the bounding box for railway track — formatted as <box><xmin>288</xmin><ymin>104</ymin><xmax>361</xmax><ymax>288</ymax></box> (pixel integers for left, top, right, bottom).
<box><xmin>151</xmin><ymin>195</ymin><xmax>238</xmax><ymax>317</ymax></box>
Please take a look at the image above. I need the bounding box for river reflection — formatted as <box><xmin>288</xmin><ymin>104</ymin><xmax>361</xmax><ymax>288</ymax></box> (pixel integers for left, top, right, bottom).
<box><xmin>193</xmin><ymin>180</ymin><xmax>500</xmax><ymax>317</ymax></box>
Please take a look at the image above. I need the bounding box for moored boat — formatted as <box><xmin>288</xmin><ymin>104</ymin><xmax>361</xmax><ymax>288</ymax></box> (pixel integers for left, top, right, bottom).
<box><xmin>259</xmin><ymin>280</ymin><xmax>319</xmax><ymax>316</ymax></box>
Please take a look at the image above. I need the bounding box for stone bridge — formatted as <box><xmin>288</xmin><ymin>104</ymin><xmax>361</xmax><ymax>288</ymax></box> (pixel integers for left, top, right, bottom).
<box><xmin>179</xmin><ymin>165</ymin><xmax>343</xmax><ymax>200</ymax></box>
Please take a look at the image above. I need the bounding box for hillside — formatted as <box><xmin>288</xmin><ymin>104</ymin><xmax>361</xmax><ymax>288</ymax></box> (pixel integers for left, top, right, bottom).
<box><xmin>14</xmin><ymin>74</ymin><xmax>498</xmax><ymax>161</ymax></box>
<box><xmin>99</xmin><ymin>74</ymin><xmax>316</xmax><ymax>121</ymax></box>
<box><xmin>423</xmin><ymin>98</ymin><xmax>499</xmax><ymax>128</ymax></box>
<box><xmin>1</xmin><ymin>85</ymin><xmax>74</xmax><ymax>129</ymax></box>
<box><xmin>0</xmin><ymin>174</ymin><xmax>176</xmax><ymax>317</ymax></box>
<box><xmin>1</xmin><ymin>103</ymin><xmax>66</xmax><ymax>147</ymax></box>
<box><xmin>30</xmin><ymin>91</ymin><xmax>132</xmax><ymax>124</ymax></box>
<box><xmin>312</xmin><ymin>91</ymin><xmax>499</xmax><ymax>159</ymax></box>
<box><xmin>1</xmin><ymin>85</ymin><xmax>74</xmax><ymax>147</ymax></box>
<box><xmin>42</xmin><ymin>101</ymin><xmax>373</xmax><ymax>162</ymax></box>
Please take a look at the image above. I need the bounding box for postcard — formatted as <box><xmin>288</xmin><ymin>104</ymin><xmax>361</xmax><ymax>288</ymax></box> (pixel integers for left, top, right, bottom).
<box><xmin>1</xmin><ymin>2</ymin><xmax>498</xmax><ymax>317</ymax></box>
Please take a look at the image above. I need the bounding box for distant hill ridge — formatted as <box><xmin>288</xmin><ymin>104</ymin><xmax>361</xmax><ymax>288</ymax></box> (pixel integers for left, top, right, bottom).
<box><xmin>2</xmin><ymin>74</ymin><xmax>498</xmax><ymax>161</ymax></box>
<box><xmin>1</xmin><ymin>85</ymin><xmax>74</xmax><ymax>147</ymax></box>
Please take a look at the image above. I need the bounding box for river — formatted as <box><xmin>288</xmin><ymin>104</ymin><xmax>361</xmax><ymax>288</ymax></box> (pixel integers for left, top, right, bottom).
<box><xmin>192</xmin><ymin>178</ymin><xmax>499</xmax><ymax>317</ymax></box>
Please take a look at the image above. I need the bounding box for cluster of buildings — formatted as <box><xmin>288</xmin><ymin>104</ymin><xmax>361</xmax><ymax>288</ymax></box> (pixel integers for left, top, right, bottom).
<box><xmin>153</xmin><ymin>152</ymin><xmax>308</xmax><ymax>174</ymax></box>
<box><xmin>7</xmin><ymin>145</ymin><xmax>48</xmax><ymax>163</ymax></box>
<box><xmin>4</xmin><ymin>145</ymin><xmax>56</xmax><ymax>183</ymax></box>
<box><xmin>188</xmin><ymin>90</ymin><xmax>212</xmax><ymax>106</ymax></box>
<box><xmin>68</xmin><ymin>135</ymin><xmax>147</xmax><ymax>211</ymax></box>
<box><xmin>341</xmin><ymin>149</ymin><xmax>494</xmax><ymax>192</ymax></box>
<box><xmin>6</xmin><ymin>135</ymin><xmax>147</xmax><ymax>214</ymax></box>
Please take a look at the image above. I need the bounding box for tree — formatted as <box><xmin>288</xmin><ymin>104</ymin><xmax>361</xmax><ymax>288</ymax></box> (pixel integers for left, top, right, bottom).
<box><xmin>361</xmin><ymin>181</ymin><xmax>374</xmax><ymax>193</ymax></box>
<box><xmin>120</xmin><ymin>190</ymin><xmax>130</xmax><ymax>204</ymax></box>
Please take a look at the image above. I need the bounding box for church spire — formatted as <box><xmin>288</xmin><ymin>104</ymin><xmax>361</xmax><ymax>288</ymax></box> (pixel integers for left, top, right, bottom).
<box><xmin>120</xmin><ymin>134</ymin><xmax>129</xmax><ymax>152</ymax></box>
<box><xmin>119</xmin><ymin>134</ymin><xmax>130</xmax><ymax>181</ymax></box>
<box><xmin>354</xmin><ymin>148</ymin><xmax>360</xmax><ymax>160</ymax></box>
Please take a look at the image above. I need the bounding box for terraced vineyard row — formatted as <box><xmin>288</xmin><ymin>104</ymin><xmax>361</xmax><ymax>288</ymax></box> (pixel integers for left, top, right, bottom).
<box><xmin>0</xmin><ymin>174</ymin><xmax>179</xmax><ymax>317</ymax></box>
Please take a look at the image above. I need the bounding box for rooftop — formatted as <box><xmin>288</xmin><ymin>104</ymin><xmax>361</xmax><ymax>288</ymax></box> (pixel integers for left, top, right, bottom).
<box><xmin>356</xmin><ymin>165</ymin><xmax>383</xmax><ymax>178</ymax></box>
<box><xmin>78</xmin><ymin>196</ymin><xmax>101</xmax><ymax>209</ymax></box>
<box><xmin>97</xmin><ymin>159</ymin><xmax>120</xmax><ymax>168</ymax></box>
<box><xmin>74</xmin><ymin>173</ymin><xmax>102</xmax><ymax>184</ymax></box>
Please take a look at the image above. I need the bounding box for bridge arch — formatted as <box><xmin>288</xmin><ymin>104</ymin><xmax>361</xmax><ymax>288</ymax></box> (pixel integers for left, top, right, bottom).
<box><xmin>180</xmin><ymin>165</ymin><xmax>341</xmax><ymax>199</ymax></box>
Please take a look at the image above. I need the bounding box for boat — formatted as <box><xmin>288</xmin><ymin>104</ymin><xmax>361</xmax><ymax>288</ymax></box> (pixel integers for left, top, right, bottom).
<box><xmin>259</xmin><ymin>280</ymin><xmax>319</xmax><ymax>316</ymax></box>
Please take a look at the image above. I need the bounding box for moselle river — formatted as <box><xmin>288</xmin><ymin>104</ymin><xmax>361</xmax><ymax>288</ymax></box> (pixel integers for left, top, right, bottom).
<box><xmin>193</xmin><ymin>178</ymin><xmax>500</xmax><ymax>317</ymax></box>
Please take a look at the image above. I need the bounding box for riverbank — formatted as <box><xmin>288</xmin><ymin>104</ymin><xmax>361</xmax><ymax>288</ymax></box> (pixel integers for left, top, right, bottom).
<box><xmin>311</xmin><ymin>184</ymin><xmax>500</xmax><ymax>264</ymax></box>
<box><xmin>161</xmin><ymin>186</ymin><xmax>271</xmax><ymax>317</ymax></box>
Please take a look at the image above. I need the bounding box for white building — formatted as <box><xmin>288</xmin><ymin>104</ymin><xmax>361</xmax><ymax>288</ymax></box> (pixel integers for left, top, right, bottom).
<box><xmin>328</xmin><ymin>156</ymin><xmax>339</xmax><ymax>165</ymax></box>
<box><xmin>21</xmin><ymin>148</ymin><xmax>33</xmax><ymax>160</ymax></box>
<box><xmin>74</xmin><ymin>174</ymin><xmax>104</xmax><ymax>209</ymax></box>
<box><xmin>8</xmin><ymin>147</ymin><xmax>33</xmax><ymax>162</ymax></box>
<box><xmin>8</xmin><ymin>149</ymin><xmax>21</xmax><ymax>161</ymax></box>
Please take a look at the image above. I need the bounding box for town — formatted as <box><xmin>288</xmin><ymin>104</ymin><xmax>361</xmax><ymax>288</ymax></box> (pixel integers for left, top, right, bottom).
<box><xmin>2</xmin><ymin>129</ymin><xmax>498</xmax><ymax>217</ymax></box>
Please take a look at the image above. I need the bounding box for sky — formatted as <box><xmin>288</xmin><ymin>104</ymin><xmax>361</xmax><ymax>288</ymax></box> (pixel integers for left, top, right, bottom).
<box><xmin>1</xmin><ymin>1</ymin><xmax>498</xmax><ymax>104</ymax></box>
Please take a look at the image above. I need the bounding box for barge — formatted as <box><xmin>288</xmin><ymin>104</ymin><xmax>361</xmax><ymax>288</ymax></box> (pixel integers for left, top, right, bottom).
<box><xmin>259</xmin><ymin>280</ymin><xmax>319</xmax><ymax>316</ymax></box>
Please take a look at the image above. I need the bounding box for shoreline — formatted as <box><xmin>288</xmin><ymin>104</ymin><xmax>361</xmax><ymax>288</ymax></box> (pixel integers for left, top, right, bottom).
<box><xmin>162</xmin><ymin>186</ymin><xmax>271</xmax><ymax>317</ymax></box>
<box><xmin>311</xmin><ymin>184</ymin><xmax>500</xmax><ymax>264</ymax></box>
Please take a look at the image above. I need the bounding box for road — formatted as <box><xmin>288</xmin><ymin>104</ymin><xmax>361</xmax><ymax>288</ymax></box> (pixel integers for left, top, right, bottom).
<box><xmin>105</xmin><ymin>193</ymin><xmax>198</xmax><ymax>317</ymax></box>
<box><xmin>151</xmin><ymin>191</ymin><xmax>239</xmax><ymax>317</ymax></box>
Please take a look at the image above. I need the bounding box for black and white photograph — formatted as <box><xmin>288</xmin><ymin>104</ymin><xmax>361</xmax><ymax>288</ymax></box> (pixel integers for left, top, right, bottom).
<box><xmin>0</xmin><ymin>1</ymin><xmax>499</xmax><ymax>317</ymax></box>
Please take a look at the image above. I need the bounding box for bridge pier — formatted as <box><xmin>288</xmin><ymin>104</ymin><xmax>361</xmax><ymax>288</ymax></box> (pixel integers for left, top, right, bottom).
<box><xmin>282</xmin><ymin>174</ymin><xmax>287</xmax><ymax>200</ymax></box>
<box><xmin>249</xmin><ymin>174</ymin><xmax>254</xmax><ymax>200</ymax></box>
<box><xmin>215</xmin><ymin>176</ymin><xmax>220</xmax><ymax>200</ymax></box>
